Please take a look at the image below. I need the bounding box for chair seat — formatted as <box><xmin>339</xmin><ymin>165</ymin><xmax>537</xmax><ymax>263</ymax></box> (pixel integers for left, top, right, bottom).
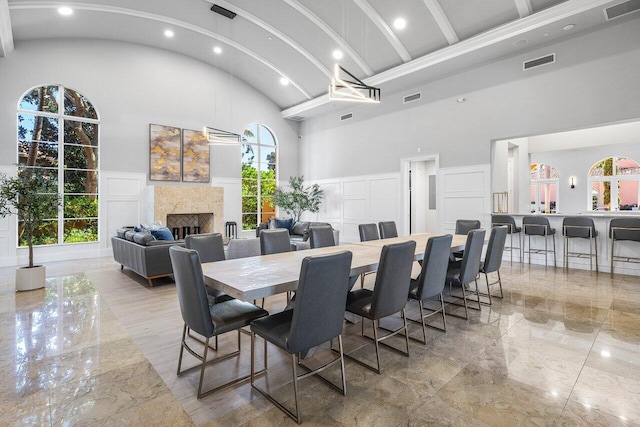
<box><xmin>210</xmin><ymin>299</ymin><xmax>268</xmax><ymax>336</ymax></box>
<box><xmin>525</xmin><ymin>227</ymin><xmax>556</xmax><ymax>236</ymax></box>
<box><xmin>409</xmin><ymin>277</ymin><xmax>441</xmax><ymax>301</ymax></box>
<box><xmin>251</xmin><ymin>309</ymin><xmax>294</xmax><ymax>351</ymax></box>
<box><xmin>345</xmin><ymin>288</ymin><xmax>374</xmax><ymax>318</ymax></box>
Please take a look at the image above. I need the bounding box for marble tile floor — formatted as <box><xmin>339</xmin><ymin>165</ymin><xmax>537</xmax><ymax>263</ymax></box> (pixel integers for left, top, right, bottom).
<box><xmin>1</xmin><ymin>257</ymin><xmax>639</xmax><ymax>426</ymax></box>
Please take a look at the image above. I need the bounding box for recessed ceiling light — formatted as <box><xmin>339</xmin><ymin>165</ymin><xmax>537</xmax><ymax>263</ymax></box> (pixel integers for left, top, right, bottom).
<box><xmin>280</xmin><ymin>77</ymin><xmax>290</xmax><ymax>86</ymax></box>
<box><xmin>457</xmin><ymin>97</ymin><xmax>466</xmax><ymax>103</ymax></box>
<box><xmin>393</xmin><ymin>17</ymin><xmax>406</xmax><ymax>30</ymax></box>
<box><xmin>164</xmin><ymin>30</ymin><xmax>174</xmax><ymax>38</ymax></box>
<box><xmin>213</xmin><ymin>46</ymin><xmax>222</xmax><ymax>54</ymax></box>
<box><xmin>58</xmin><ymin>7</ymin><xmax>73</xmax><ymax>16</ymax></box>
<box><xmin>563</xmin><ymin>24</ymin><xmax>575</xmax><ymax>31</ymax></box>
<box><xmin>332</xmin><ymin>50</ymin><xmax>343</xmax><ymax>60</ymax></box>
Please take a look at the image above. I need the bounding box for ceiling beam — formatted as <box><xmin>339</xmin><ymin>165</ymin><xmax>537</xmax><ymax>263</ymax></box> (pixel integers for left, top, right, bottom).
<box><xmin>421</xmin><ymin>0</ymin><xmax>459</xmax><ymax>45</ymax></box>
<box><xmin>281</xmin><ymin>0</ymin><xmax>373</xmax><ymax>77</ymax></box>
<box><xmin>9</xmin><ymin>1</ymin><xmax>312</xmax><ymax>99</ymax></box>
<box><xmin>352</xmin><ymin>0</ymin><xmax>412</xmax><ymax>62</ymax></box>
<box><xmin>0</xmin><ymin>0</ymin><xmax>14</xmax><ymax>57</ymax></box>
<box><xmin>206</xmin><ymin>0</ymin><xmax>332</xmax><ymax>79</ymax></box>
<box><xmin>282</xmin><ymin>0</ymin><xmax>618</xmax><ymax>118</ymax></box>
<box><xmin>514</xmin><ymin>0</ymin><xmax>533</xmax><ymax>18</ymax></box>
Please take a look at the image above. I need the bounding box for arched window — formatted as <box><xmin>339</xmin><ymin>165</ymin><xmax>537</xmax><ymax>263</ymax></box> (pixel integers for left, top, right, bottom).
<box><xmin>17</xmin><ymin>85</ymin><xmax>99</xmax><ymax>245</ymax></box>
<box><xmin>588</xmin><ymin>157</ymin><xmax>640</xmax><ymax>211</ymax></box>
<box><xmin>241</xmin><ymin>124</ymin><xmax>277</xmax><ymax>230</ymax></box>
<box><xmin>530</xmin><ymin>163</ymin><xmax>559</xmax><ymax>213</ymax></box>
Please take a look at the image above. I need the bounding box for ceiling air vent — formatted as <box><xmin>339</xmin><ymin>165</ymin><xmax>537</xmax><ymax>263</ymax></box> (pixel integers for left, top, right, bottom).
<box><xmin>605</xmin><ymin>0</ymin><xmax>640</xmax><ymax>20</ymax></box>
<box><xmin>210</xmin><ymin>4</ymin><xmax>237</xmax><ymax>19</ymax></box>
<box><xmin>403</xmin><ymin>92</ymin><xmax>422</xmax><ymax>104</ymax></box>
<box><xmin>288</xmin><ymin>116</ymin><xmax>305</xmax><ymax>121</ymax></box>
<box><xmin>523</xmin><ymin>53</ymin><xmax>555</xmax><ymax>71</ymax></box>
<box><xmin>340</xmin><ymin>112</ymin><xmax>353</xmax><ymax>121</ymax></box>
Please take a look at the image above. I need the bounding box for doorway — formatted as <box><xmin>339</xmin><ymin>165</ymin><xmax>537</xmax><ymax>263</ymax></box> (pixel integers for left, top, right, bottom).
<box><xmin>401</xmin><ymin>155</ymin><xmax>438</xmax><ymax>235</ymax></box>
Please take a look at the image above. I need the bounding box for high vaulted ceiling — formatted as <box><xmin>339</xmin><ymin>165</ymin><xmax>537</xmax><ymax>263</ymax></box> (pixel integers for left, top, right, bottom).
<box><xmin>1</xmin><ymin>0</ymin><xmax>638</xmax><ymax>119</ymax></box>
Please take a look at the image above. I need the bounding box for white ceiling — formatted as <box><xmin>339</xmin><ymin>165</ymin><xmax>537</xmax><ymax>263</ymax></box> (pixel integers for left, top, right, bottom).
<box><xmin>1</xmin><ymin>0</ymin><xmax>638</xmax><ymax>119</ymax></box>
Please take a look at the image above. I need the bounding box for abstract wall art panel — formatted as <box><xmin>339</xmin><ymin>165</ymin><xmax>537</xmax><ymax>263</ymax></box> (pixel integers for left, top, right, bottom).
<box><xmin>182</xmin><ymin>129</ymin><xmax>210</xmax><ymax>183</ymax></box>
<box><xmin>149</xmin><ymin>124</ymin><xmax>181</xmax><ymax>181</ymax></box>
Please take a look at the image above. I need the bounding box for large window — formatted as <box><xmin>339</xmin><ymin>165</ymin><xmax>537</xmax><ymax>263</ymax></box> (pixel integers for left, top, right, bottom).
<box><xmin>17</xmin><ymin>85</ymin><xmax>99</xmax><ymax>246</ymax></box>
<box><xmin>589</xmin><ymin>157</ymin><xmax>640</xmax><ymax>211</ymax></box>
<box><xmin>530</xmin><ymin>163</ymin><xmax>559</xmax><ymax>213</ymax></box>
<box><xmin>241</xmin><ymin>124</ymin><xmax>277</xmax><ymax>230</ymax></box>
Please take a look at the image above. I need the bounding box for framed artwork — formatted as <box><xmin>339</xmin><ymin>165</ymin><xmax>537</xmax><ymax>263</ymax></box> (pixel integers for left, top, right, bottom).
<box><xmin>182</xmin><ymin>129</ymin><xmax>210</xmax><ymax>183</ymax></box>
<box><xmin>149</xmin><ymin>124</ymin><xmax>181</xmax><ymax>181</ymax></box>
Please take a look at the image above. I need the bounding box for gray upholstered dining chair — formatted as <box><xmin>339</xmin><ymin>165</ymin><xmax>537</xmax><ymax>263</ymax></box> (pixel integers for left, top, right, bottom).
<box><xmin>378</xmin><ymin>221</ymin><xmax>398</xmax><ymax>239</ymax></box>
<box><xmin>479</xmin><ymin>226</ymin><xmax>508</xmax><ymax>305</ymax></box>
<box><xmin>226</xmin><ymin>238</ymin><xmax>261</xmax><ymax>260</ymax></box>
<box><xmin>491</xmin><ymin>214</ymin><xmax>521</xmax><ymax>265</ymax></box>
<box><xmin>309</xmin><ymin>225</ymin><xmax>336</xmax><ymax>248</ymax></box>
<box><xmin>522</xmin><ymin>216</ymin><xmax>556</xmax><ymax>268</ymax></box>
<box><xmin>185</xmin><ymin>233</ymin><xmax>231</xmax><ymax>305</ymax></box>
<box><xmin>452</xmin><ymin>219</ymin><xmax>481</xmax><ymax>259</ymax></box>
<box><xmin>563</xmin><ymin>216</ymin><xmax>598</xmax><ymax>272</ymax></box>
<box><xmin>445</xmin><ymin>229</ymin><xmax>486</xmax><ymax>319</ymax></box>
<box><xmin>345</xmin><ymin>240</ymin><xmax>416</xmax><ymax>374</ymax></box>
<box><xmin>169</xmin><ymin>246</ymin><xmax>268</xmax><ymax>399</ymax></box>
<box><xmin>250</xmin><ymin>251</ymin><xmax>353</xmax><ymax>424</ymax></box>
<box><xmin>260</xmin><ymin>228</ymin><xmax>292</xmax><ymax>255</ymax></box>
<box><xmin>609</xmin><ymin>217</ymin><xmax>640</xmax><ymax>276</ymax></box>
<box><xmin>407</xmin><ymin>234</ymin><xmax>453</xmax><ymax>342</ymax></box>
<box><xmin>358</xmin><ymin>223</ymin><xmax>380</xmax><ymax>288</ymax></box>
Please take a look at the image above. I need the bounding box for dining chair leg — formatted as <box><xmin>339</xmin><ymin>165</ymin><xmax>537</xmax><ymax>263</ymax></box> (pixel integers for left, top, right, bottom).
<box><xmin>338</xmin><ymin>335</ymin><xmax>347</xmax><ymax>395</ymax></box>
<box><xmin>291</xmin><ymin>354</ymin><xmax>301</xmax><ymax>424</ymax></box>
<box><xmin>418</xmin><ymin>301</ymin><xmax>427</xmax><ymax>344</ymax></box>
<box><xmin>461</xmin><ymin>285</ymin><xmax>469</xmax><ymax>319</ymax></box>
<box><xmin>177</xmin><ymin>323</ymin><xmax>187</xmax><ymax>375</ymax></box>
<box><xmin>497</xmin><ymin>270</ymin><xmax>503</xmax><ymax>298</ymax></box>
<box><xmin>401</xmin><ymin>309</ymin><xmax>410</xmax><ymax>357</ymax></box>
<box><xmin>440</xmin><ymin>295</ymin><xmax>447</xmax><ymax>331</ymax></box>
<box><xmin>372</xmin><ymin>320</ymin><xmax>382</xmax><ymax>374</ymax></box>
<box><xmin>197</xmin><ymin>337</ymin><xmax>210</xmax><ymax>399</ymax></box>
<box><xmin>484</xmin><ymin>272</ymin><xmax>492</xmax><ymax>306</ymax></box>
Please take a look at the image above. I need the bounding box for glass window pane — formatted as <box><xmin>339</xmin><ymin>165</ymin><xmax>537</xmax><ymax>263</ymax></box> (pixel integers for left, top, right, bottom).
<box><xmin>242</xmin><ymin>125</ymin><xmax>258</xmax><ymax>143</ymax></box>
<box><xmin>18</xmin><ymin>140</ymin><xmax>59</xmax><ymax>167</ymax></box>
<box><xmin>539</xmin><ymin>183</ymin><xmax>557</xmax><ymax>213</ymax></box>
<box><xmin>242</xmin><ymin>213</ymin><xmax>258</xmax><ymax>231</ymax></box>
<box><xmin>241</xmin><ymin>179</ymin><xmax>258</xmax><ymax>196</ymax></box>
<box><xmin>64</xmin><ymin>145</ymin><xmax>98</xmax><ymax>170</ymax></box>
<box><xmin>64</xmin><ymin>219</ymin><xmax>98</xmax><ymax>243</ymax></box>
<box><xmin>64</xmin><ymin>170</ymin><xmax>98</xmax><ymax>194</ymax></box>
<box><xmin>259</xmin><ymin>125</ymin><xmax>275</xmax><ymax>146</ymax></box>
<box><xmin>619</xmin><ymin>180</ymin><xmax>639</xmax><ymax>210</ymax></box>
<box><xmin>19</xmin><ymin>86</ymin><xmax>59</xmax><ymax>113</ymax></box>
<box><xmin>530</xmin><ymin>184</ymin><xmax>537</xmax><ymax>212</ymax></box>
<box><xmin>18</xmin><ymin>114</ymin><xmax>59</xmax><ymax>143</ymax></box>
<box><xmin>19</xmin><ymin>220</ymin><xmax>58</xmax><ymax>247</ymax></box>
<box><xmin>591</xmin><ymin>182</ymin><xmax>609</xmax><ymax>211</ymax></box>
<box><xmin>64</xmin><ymin>195</ymin><xmax>98</xmax><ymax>219</ymax></box>
<box><xmin>64</xmin><ymin>88</ymin><xmax>98</xmax><ymax>119</ymax></box>
<box><xmin>260</xmin><ymin>178</ymin><xmax>277</xmax><ymax>198</ymax></box>
<box><xmin>618</xmin><ymin>157</ymin><xmax>640</xmax><ymax>175</ymax></box>
<box><xmin>242</xmin><ymin>144</ymin><xmax>257</xmax><ymax>164</ymax></box>
<box><xmin>64</xmin><ymin>120</ymin><xmax>98</xmax><ymax>146</ymax></box>
<box><xmin>242</xmin><ymin>196</ymin><xmax>258</xmax><ymax>215</ymax></box>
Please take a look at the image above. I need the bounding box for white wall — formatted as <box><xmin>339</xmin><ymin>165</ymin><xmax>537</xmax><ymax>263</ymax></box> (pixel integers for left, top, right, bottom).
<box><xmin>0</xmin><ymin>39</ymin><xmax>300</xmax><ymax>266</ymax></box>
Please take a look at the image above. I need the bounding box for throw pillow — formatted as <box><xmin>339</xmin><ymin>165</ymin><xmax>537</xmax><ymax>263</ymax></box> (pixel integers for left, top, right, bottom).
<box><xmin>291</xmin><ymin>221</ymin><xmax>309</xmax><ymax>236</ymax></box>
<box><xmin>274</xmin><ymin>218</ymin><xmax>293</xmax><ymax>234</ymax></box>
<box><xmin>150</xmin><ymin>226</ymin><xmax>174</xmax><ymax>241</ymax></box>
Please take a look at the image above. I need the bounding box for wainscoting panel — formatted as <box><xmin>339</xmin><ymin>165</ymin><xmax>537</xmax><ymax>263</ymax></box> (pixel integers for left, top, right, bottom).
<box><xmin>438</xmin><ymin>164</ymin><xmax>491</xmax><ymax>234</ymax></box>
<box><xmin>369</xmin><ymin>178</ymin><xmax>399</xmax><ymax>220</ymax></box>
<box><xmin>101</xmin><ymin>172</ymin><xmax>147</xmax><ymax>250</ymax></box>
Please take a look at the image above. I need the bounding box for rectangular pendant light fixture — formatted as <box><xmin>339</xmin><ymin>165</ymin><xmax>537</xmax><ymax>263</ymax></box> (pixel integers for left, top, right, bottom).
<box><xmin>204</xmin><ymin>127</ymin><xmax>241</xmax><ymax>145</ymax></box>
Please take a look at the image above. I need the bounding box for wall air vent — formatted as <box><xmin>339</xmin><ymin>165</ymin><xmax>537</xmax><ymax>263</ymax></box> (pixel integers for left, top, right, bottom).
<box><xmin>210</xmin><ymin>4</ymin><xmax>237</xmax><ymax>19</ymax></box>
<box><xmin>403</xmin><ymin>92</ymin><xmax>422</xmax><ymax>104</ymax></box>
<box><xmin>340</xmin><ymin>112</ymin><xmax>353</xmax><ymax>121</ymax></box>
<box><xmin>605</xmin><ymin>0</ymin><xmax>640</xmax><ymax>20</ymax></box>
<box><xmin>523</xmin><ymin>53</ymin><xmax>555</xmax><ymax>71</ymax></box>
<box><xmin>288</xmin><ymin>116</ymin><xmax>305</xmax><ymax>121</ymax></box>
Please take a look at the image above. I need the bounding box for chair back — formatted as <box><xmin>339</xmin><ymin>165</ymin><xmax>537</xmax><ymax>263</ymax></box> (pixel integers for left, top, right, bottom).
<box><xmin>185</xmin><ymin>233</ymin><xmax>225</xmax><ymax>263</ymax></box>
<box><xmin>287</xmin><ymin>251</ymin><xmax>353</xmax><ymax>354</ymax></box>
<box><xmin>483</xmin><ymin>226</ymin><xmax>508</xmax><ymax>274</ymax></box>
<box><xmin>378</xmin><ymin>221</ymin><xmax>398</xmax><ymax>239</ymax></box>
<box><xmin>370</xmin><ymin>241</ymin><xmax>416</xmax><ymax>319</ymax></box>
<box><xmin>415</xmin><ymin>235</ymin><xmax>453</xmax><ymax>301</ymax></box>
<box><xmin>609</xmin><ymin>218</ymin><xmax>640</xmax><ymax>241</ymax></box>
<box><xmin>309</xmin><ymin>226</ymin><xmax>335</xmax><ymax>249</ymax></box>
<box><xmin>359</xmin><ymin>223</ymin><xmax>380</xmax><ymax>241</ymax></box>
<box><xmin>260</xmin><ymin>229</ymin><xmax>292</xmax><ymax>255</ymax></box>
<box><xmin>227</xmin><ymin>238</ymin><xmax>261</xmax><ymax>259</ymax></box>
<box><xmin>563</xmin><ymin>217</ymin><xmax>597</xmax><ymax>239</ymax></box>
<box><xmin>458</xmin><ymin>229</ymin><xmax>486</xmax><ymax>285</ymax></box>
<box><xmin>523</xmin><ymin>216</ymin><xmax>553</xmax><ymax>236</ymax></box>
<box><xmin>491</xmin><ymin>214</ymin><xmax>517</xmax><ymax>234</ymax></box>
<box><xmin>455</xmin><ymin>219</ymin><xmax>481</xmax><ymax>235</ymax></box>
<box><xmin>169</xmin><ymin>246</ymin><xmax>214</xmax><ymax>338</ymax></box>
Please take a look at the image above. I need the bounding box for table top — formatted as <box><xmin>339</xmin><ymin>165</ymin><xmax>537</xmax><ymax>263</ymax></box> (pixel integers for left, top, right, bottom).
<box><xmin>202</xmin><ymin>233</ymin><xmax>465</xmax><ymax>301</ymax></box>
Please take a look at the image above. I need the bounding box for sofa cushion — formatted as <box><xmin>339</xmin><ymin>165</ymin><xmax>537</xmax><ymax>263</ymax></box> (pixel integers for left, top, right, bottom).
<box><xmin>133</xmin><ymin>231</ymin><xmax>156</xmax><ymax>246</ymax></box>
<box><xmin>124</xmin><ymin>230</ymin><xmax>137</xmax><ymax>241</ymax></box>
<box><xmin>291</xmin><ymin>221</ymin><xmax>309</xmax><ymax>236</ymax></box>
<box><xmin>117</xmin><ymin>227</ymin><xmax>134</xmax><ymax>239</ymax></box>
<box><xmin>274</xmin><ymin>218</ymin><xmax>293</xmax><ymax>234</ymax></box>
<box><xmin>150</xmin><ymin>226</ymin><xmax>174</xmax><ymax>241</ymax></box>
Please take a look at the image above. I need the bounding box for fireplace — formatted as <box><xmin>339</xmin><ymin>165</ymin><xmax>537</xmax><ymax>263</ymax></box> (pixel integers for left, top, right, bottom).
<box><xmin>166</xmin><ymin>213</ymin><xmax>214</xmax><ymax>239</ymax></box>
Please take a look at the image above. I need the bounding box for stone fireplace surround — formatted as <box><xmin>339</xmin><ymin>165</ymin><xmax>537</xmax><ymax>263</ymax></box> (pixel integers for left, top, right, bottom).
<box><xmin>145</xmin><ymin>185</ymin><xmax>224</xmax><ymax>237</ymax></box>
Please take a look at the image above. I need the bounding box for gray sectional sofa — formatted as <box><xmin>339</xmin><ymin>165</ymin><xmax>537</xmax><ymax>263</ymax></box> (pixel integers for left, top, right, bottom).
<box><xmin>111</xmin><ymin>227</ymin><xmax>184</xmax><ymax>286</ymax></box>
<box><xmin>256</xmin><ymin>220</ymin><xmax>339</xmax><ymax>249</ymax></box>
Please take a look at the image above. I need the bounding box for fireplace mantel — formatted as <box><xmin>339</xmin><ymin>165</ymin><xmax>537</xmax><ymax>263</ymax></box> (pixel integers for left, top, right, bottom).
<box><xmin>146</xmin><ymin>185</ymin><xmax>224</xmax><ymax>234</ymax></box>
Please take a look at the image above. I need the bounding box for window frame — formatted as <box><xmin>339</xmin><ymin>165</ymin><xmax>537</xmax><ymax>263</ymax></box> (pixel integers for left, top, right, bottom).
<box><xmin>588</xmin><ymin>156</ymin><xmax>640</xmax><ymax>211</ymax></box>
<box><xmin>16</xmin><ymin>84</ymin><xmax>100</xmax><ymax>246</ymax></box>
<box><xmin>529</xmin><ymin>163</ymin><xmax>559</xmax><ymax>213</ymax></box>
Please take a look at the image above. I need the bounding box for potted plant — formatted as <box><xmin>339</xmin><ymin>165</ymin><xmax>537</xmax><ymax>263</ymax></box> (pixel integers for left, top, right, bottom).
<box><xmin>0</xmin><ymin>168</ymin><xmax>61</xmax><ymax>291</ymax></box>
<box><xmin>273</xmin><ymin>176</ymin><xmax>324</xmax><ymax>222</ymax></box>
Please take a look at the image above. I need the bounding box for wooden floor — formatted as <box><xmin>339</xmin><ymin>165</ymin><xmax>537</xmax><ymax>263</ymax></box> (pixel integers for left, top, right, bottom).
<box><xmin>1</xmin><ymin>256</ymin><xmax>639</xmax><ymax>426</ymax></box>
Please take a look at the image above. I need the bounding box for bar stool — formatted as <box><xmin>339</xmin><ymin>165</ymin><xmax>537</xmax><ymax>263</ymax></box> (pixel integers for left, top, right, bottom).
<box><xmin>522</xmin><ymin>216</ymin><xmax>556</xmax><ymax>268</ymax></box>
<box><xmin>562</xmin><ymin>217</ymin><xmax>598</xmax><ymax>273</ymax></box>
<box><xmin>609</xmin><ymin>218</ymin><xmax>640</xmax><ymax>276</ymax></box>
<box><xmin>491</xmin><ymin>214</ymin><xmax>521</xmax><ymax>265</ymax></box>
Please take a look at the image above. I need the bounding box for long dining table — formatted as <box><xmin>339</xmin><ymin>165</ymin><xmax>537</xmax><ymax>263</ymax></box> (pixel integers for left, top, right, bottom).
<box><xmin>201</xmin><ymin>233</ymin><xmax>467</xmax><ymax>302</ymax></box>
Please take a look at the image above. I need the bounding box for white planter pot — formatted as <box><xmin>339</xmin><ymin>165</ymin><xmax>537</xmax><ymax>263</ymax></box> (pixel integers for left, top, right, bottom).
<box><xmin>15</xmin><ymin>265</ymin><xmax>46</xmax><ymax>291</ymax></box>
